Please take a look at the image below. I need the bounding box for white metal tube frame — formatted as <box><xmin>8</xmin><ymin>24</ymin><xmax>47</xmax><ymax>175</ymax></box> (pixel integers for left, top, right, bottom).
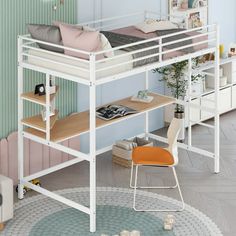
<box><xmin>17</xmin><ymin>11</ymin><xmax>221</xmax><ymax>233</ymax></box>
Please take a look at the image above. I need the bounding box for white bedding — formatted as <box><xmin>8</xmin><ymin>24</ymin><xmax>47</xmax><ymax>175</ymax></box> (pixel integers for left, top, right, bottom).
<box><xmin>27</xmin><ymin>49</ymin><xmax>133</xmax><ymax>80</ymax></box>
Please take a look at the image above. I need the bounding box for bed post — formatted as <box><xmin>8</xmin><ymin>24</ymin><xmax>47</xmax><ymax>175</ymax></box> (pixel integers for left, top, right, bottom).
<box><xmin>89</xmin><ymin>53</ymin><xmax>96</xmax><ymax>232</ymax></box>
<box><xmin>45</xmin><ymin>74</ymin><xmax>51</xmax><ymax>141</ymax></box>
<box><xmin>17</xmin><ymin>36</ymin><xmax>24</xmax><ymax>200</ymax></box>
<box><xmin>187</xmin><ymin>58</ymin><xmax>192</xmax><ymax>147</ymax></box>
<box><xmin>145</xmin><ymin>70</ymin><xmax>149</xmax><ymax>139</ymax></box>
<box><xmin>214</xmin><ymin>24</ymin><xmax>220</xmax><ymax>174</ymax></box>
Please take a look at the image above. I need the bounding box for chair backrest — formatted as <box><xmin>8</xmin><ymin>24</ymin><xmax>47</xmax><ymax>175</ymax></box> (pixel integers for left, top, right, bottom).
<box><xmin>167</xmin><ymin>118</ymin><xmax>182</xmax><ymax>165</ymax></box>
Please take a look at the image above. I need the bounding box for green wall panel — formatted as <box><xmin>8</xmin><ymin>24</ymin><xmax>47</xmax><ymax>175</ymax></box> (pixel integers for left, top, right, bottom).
<box><xmin>0</xmin><ymin>0</ymin><xmax>78</xmax><ymax>139</ymax></box>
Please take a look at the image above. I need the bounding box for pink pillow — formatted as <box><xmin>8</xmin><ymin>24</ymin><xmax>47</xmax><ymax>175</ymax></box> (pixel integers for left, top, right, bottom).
<box><xmin>59</xmin><ymin>23</ymin><xmax>103</xmax><ymax>60</ymax></box>
<box><xmin>53</xmin><ymin>21</ymin><xmax>83</xmax><ymax>29</ymax></box>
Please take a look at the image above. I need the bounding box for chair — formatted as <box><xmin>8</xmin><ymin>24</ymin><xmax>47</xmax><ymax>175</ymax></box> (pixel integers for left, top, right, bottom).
<box><xmin>130</xmin><ymin>118</ymin><xmax>185</xmax><ymax>212</ymax></box>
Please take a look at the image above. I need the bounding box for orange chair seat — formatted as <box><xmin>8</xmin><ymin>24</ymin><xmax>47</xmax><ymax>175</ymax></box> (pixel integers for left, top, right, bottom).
<box><xmin>132</xmin><ymin>146</ymin><xmax>174</xmax><ymax>166</ymax></box>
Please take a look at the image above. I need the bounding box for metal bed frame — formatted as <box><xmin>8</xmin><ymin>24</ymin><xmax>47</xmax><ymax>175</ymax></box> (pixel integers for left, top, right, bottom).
<box><xmin>17</xmin><ymin>11</ymin><xmax>220</xmax><ymax>232</ymax></box>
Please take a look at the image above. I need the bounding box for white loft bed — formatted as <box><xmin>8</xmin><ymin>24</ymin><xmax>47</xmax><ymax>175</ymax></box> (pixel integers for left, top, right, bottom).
<box><xmin>17</xmin><ymin>11</ymin><xmax>220</xmax><ymax>233</ymax></box>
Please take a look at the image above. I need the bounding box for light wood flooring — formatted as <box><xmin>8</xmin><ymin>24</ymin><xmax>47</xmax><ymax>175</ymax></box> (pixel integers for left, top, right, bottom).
<box><xmin>16</xmin><ymin>110</ymin><xmax>236</xmax><ymax>236</ymax></box>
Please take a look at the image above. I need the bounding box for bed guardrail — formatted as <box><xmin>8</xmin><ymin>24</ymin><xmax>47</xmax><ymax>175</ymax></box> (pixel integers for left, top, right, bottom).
<box><xmin>18</xmin><ymin>14</ymin><xmax>217</xmax><ymax>86</ymax></box>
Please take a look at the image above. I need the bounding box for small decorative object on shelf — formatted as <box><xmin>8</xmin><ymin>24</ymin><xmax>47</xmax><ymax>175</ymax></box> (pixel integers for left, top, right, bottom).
<box><xmin>34</xmin><ymin>80</ymin><xmax>56</xmax><ymax>96</ymax></box>
<box><xmin>219</xmin><ymin>44</ymin><xmax>224</xmax><ymax>58</ymax></box>
<box><xmin>131</xmin><ymin>90</ymin><xmax>154</xmax><ymax>103</ymax></box>
<box><xmin>228</xmin><ymin>44</ymin><xmax>236</xmax><ymax>57</ymax></box>
<box><xmin>50</xmin><ymin>78</ymin><xmax>56</xmax><ymax>94</ymax></box>
<box><xmin>34</xmin><ymin>83</ymin><xmax>46</xmax><ymax>96</ymax></box>
<box><xmin>41</xmin><ymin>107</ymin><xmax>56</xmax><ymax>121</ymax></box>
<box><xmin>163</xmin><ymin>214</ymin><xmax>175</xmax><ymax>231</ymax></box>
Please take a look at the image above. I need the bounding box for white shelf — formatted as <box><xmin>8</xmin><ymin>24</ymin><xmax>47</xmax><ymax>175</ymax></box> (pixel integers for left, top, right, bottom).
<box><xmin>24</xmin><ymin>93</ymin><xmax>175</xmax><ymax>143</ymax></box>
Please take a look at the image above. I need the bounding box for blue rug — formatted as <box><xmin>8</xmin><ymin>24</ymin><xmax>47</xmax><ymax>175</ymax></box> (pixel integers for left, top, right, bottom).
<box><xmin>30</xmin><ymin>205</ymin><xmax>174</xmax><ymax>236</ymax></box>
<box><xmin>1</xmin><ymin>187</ymin><xmax>222</xmax><ymax>236</ymax></box>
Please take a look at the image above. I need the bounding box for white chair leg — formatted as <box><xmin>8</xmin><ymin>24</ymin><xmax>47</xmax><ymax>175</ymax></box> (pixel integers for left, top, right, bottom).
<box><xmin>130</xmin><ymin>165</ymin><xmax>177</xmax><ymax>189</ymax></box>
<box><xmin>172</xmin><ymin>167</ymin><xmax>185</xmax><ymax>211</ymax></box>
<box><xmin>130</xmin><ymin>161</ymin><xmax>134</xmax><ymax>188</ymax></box>
<box><xmin>133</xmin><ymin>165</ymin><xmax>139</xmax><ymax>211</ymax></box>
<box><xmin>132</xmin><ymin>166</ymin><xmax>185</xmax><ymax>212</ymax></box>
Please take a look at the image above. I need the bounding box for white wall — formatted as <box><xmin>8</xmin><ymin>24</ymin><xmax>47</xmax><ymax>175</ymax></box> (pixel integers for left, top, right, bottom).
<box><xmin>77</xmin><ymin>0</ymin><xmax>166</xmax><ymax>152</ymax></box>
<box><xmin>208</xmin><ymin>0</ymin><xmax>236</xmax><ymax>49</ymax></box>
<box><xmin>77</xmin><ymin>0</ymin><xmax>236</xmax><ymax>152</ymax></box>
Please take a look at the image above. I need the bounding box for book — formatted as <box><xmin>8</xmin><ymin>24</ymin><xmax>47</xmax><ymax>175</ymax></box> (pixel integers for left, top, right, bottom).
<box><xmin>96</xmin><ymin>104</ymin><xmax>137</xmax><ymax>121</ymax></box>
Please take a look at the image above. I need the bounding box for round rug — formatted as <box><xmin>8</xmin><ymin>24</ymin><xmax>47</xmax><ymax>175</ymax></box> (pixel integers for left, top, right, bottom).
<box><xmin>1</xmin><ymin>187</ymin><xmax>222</xmax><ymax>236</ymax></box>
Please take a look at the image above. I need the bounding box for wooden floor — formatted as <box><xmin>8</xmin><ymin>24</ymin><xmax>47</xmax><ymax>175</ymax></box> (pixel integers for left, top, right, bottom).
<box><xmin>17</xmin><ymin>110</ymin><xmax>236</xmax><ymax>236</ymax></box>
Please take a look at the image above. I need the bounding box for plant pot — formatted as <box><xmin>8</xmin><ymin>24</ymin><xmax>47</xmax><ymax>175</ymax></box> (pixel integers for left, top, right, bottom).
<box><xmin>174</xmin><ymin>111</ymin><xmax>185</xmax><ymax>142</ymax></box>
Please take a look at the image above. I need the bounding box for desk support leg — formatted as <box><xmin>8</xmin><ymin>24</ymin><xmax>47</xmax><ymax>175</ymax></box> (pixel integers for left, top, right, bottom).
<box><xmin>89</xmin><ymin>54</ymin><xmax>96</xmax><ymax>232</ymax></box>
<box><xmin>145</xmin><ymin>71</ymin><xmax>149</xmax><ymax>140</ymax></box>
<box><xmin>18</xmin><ymin>64</ymin><xmax>24</xmax><ymax>200</ymax></box>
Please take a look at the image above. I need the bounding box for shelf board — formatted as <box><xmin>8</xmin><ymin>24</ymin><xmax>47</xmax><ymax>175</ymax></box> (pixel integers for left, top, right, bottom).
<box><xmin>21</xmin><ymin>86</ymin><xmax>59</xmax><ymax>106</ymax></box>
<box><xmin>192</xmin><ymin>61</ymin><xmax>215</xmax><ymax>75</ymax></box>
<box><xmin>174</xmin><ymin>7</ymin><xmax>208</xmax><ymax>13</ymax></box>
<box><xmin>22</xmin><ymin>110</ymin><xmax>59</xmax><ymax>132</ymax></box>
<box><xmin>24</xmin><ymin>93</ymin><xmax>175</xmax><ymax>143</ymax></box>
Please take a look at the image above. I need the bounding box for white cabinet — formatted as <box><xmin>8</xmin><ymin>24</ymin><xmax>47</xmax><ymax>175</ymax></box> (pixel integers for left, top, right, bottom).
<box><xmin>232</xmin><ymin>85</ymin><xmax>236</xmax><ymax>108</ymax></box>
<box><xmin>164</xmin><ymin>58</ymin><xmax>236</xmax><ymax>125</ymax></box>
<box><xmin>232</xmin><ymin>72</ymin><xmax>236</xmax><ymax>84</ymax></box>
<box><xmin>232</xmin><ymin>61</ymin><xmax>236</xmax><ymax>73</ymax></box>
<box><xmin>201</xmin><ymin>87</ymin><xmax>232</xmax><ymax>120</ymax></box>
<box><xmin>219</xmin><ymin>88</ymin><xmax>231</xmax><ymax>113</ymax></box>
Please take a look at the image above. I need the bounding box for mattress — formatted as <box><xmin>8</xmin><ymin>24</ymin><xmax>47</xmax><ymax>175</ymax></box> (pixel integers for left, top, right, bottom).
<box><xmin>26</xmin><ymin>26</ymin><xmax>207</xmax><ymax>80</ymax></box>
<box><xmin>27</xmin><ymin>49</ymin><xmax>133</xmax><ymax>80</ymax></box>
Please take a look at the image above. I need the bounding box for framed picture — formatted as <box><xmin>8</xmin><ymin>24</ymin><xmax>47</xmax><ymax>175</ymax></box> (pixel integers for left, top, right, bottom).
<box><xmin>229</xmin><ymin>44</ymin><xmax>236</xmax><ymax>57</ymax></box>
<box><xmin>188</xmin><ymin>12</ymin><xmax>203</xmax><ymax>28</ymax></box>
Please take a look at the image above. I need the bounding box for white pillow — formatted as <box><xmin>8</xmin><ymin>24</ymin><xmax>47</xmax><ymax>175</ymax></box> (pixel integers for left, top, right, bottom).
<box><xmin>135</xmin><ymin>19</ymin><xmax>178</xmax><ymax>33</ymax></box>
<box><xmin>83</xmin><ymin>26</ymin><xmax>114</xmax><ymax>58</ymax></box>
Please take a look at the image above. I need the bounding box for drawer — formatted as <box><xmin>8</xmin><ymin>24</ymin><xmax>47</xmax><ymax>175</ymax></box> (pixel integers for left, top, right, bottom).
<box><xmin>232</xmin><ymin>61</ymin><xmax>236</xmax><ymax>72</ymax></box>
<box><xmin>232</xmin><ymin>85</ymin><xmax>236</xmax><ymax>108</ymax></box>
<box><xmin>201</xmin><ymin>88</ymin><xmax>231</xmax><ymax>120</ymax></box>
<box><xmin>232</xmin><ymin>72</ymin><xmax>236</xmax><ymax>83</ymax></box>
<box><xmin>219</xmin><ymin>87</ymin><xmax>231</xmax><ymax>113</ymax></box>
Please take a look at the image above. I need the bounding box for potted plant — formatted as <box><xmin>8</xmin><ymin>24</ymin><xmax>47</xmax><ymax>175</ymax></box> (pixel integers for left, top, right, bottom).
<box><xmin>154</xmin><ymin>58</ymin><xmax>203</xmax><ymax>141</ymax></box>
